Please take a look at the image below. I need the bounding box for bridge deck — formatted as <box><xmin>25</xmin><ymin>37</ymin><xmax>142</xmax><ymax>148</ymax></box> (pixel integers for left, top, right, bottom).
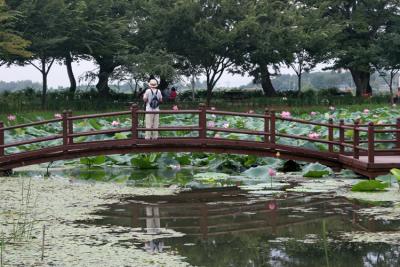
<box><xmin>1</xmin><ymin>104</ymin><xmax>400</xmax><ymax>178</ymax></box>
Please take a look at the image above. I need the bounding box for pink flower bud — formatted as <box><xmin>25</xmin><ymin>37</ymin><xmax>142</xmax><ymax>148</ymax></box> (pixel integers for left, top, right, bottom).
<box><xmin>54</xmin><ymin>113</ymin><xmax>62</xmax><ymax>119</ymax></box>
<box><xmin>111</xmin><ymin>120</ymin><xmax>120</xmax><ymax>127</ymax></box>
<box><xmin>268</xmin><ymin>168</ymin><xmax>276</xmax><ymax>177</ymax></box>
<box><xmin>172</xmin><ymin>105</ymin><xmax>179</xmax><ymax>111</ymax></box>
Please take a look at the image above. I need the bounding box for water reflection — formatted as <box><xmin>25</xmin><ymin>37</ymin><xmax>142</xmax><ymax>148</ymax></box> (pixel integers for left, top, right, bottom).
<box><xmin>144</xmin><ymin>205</ymin><xmax>164</xmax><ymax>253</ymax></box>
<box><xmin>86</xmin><ymin>187</ymin><xmax>400</xmax><ymax>267</ymax></box>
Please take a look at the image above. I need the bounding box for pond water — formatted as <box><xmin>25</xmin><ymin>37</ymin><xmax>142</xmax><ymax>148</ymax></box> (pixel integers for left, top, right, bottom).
<box><xmin>13</xmin><ymin>166</ymin><xmax>400</xmax><ymax>266</ymax></box>
<box><xmin>82</xmin><ymin>187</ymin><xmax>400</xmax><ymax>267</ymax></box>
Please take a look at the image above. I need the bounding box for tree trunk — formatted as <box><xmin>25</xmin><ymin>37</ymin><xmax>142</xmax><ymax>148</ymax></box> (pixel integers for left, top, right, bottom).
<box><xmin>65</xmin><ymin>52</ymin><xmax>76</xmax><ymax>99</ymax></box>
<box><xmin>349</xmin><ymin>68</ymin><xmax>372</xmax><ymax>97</ymax></box>
<box><xmin>191</xmin><ymin>74</ymin><xmax>196</xmax><ymax>101</ymax></box>
<box><xmin>206</xmin><ymin>82</ymin><xmax>213</xmax><ymax>107</ymax></box>
<box><xmin>96</xmin><ymin>62</ymin><xmax>115</xmax><ymax>97</ymax></box>
<box><xmin>41</xmin><ymin>58</ymin><xmax>47</xmax><ymax>109</ymax></box>
<box><xmin>297</xmin><ymin>74</ymin><xmax>302</xmax><ymax>95</ymax></box>
<box><xmin>158</xmin><ymin>77</ymin><xmax>169</xmax><ymax>96</ymax></box>
<box><xmin>259</xmin><ymin>64</ymin><xmax>276</xmax><ymax>97</ymax></box>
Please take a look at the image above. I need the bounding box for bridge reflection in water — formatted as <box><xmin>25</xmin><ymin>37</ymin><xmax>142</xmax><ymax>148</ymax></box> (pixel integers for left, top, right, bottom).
<box><xmin>85</xmin><ymin>187</ymin><xmax>400</xmax><ymax>266</ymax></box>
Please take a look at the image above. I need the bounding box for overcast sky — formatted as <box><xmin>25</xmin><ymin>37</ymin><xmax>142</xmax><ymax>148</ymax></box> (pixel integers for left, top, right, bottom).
<box><xmin>0</xmin><ymin>59</ymin><xmax>328</xmax><ymax>88</ymax></box>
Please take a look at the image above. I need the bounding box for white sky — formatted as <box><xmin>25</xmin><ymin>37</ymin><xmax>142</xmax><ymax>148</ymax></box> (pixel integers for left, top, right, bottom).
<box><xmin>0</xmin><ymin>59</ymin><xmax>329</xmax><ymax>88</ymax></box>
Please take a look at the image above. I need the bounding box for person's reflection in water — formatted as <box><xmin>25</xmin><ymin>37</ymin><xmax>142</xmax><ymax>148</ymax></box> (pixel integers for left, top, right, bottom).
<box><xmin>144</xmin><ymin>205</ymin><xmax>164</xmax><ymax>253</ymax></box>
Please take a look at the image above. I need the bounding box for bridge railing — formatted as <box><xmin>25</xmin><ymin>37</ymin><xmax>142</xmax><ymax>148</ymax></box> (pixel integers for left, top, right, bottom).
<box><xmin>1</xmin><ymin>105</ymin><xmax>400</xmax><ymax>165</ymax></box>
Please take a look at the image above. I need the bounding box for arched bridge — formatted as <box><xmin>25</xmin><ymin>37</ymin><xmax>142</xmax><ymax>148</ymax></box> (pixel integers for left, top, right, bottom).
<box><xmin>1</xmin><ymin>104</ymin><xmax>400</xmax><ymax>178</ymax></box>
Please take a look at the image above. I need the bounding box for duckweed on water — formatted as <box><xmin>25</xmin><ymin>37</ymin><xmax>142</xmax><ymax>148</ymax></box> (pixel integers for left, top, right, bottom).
<box><xmin>0</xmin><ymin>175</ymin><xmax>190</xmax><ymax>267</ymax></box>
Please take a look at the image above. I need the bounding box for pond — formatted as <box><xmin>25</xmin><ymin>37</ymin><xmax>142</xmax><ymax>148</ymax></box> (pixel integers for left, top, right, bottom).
<box><xmin>5</xmin><ymin>165</ymin><xmax>400</xmax><ymax>267</ymax></box>
<box><xmin>80</xmin><ymin>180</ymin><xmax>400</xmax><ymax>267</ymax></box>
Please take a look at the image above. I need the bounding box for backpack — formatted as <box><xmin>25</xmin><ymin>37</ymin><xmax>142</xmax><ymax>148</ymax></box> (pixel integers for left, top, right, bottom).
<box><xmin>149</xmin><ymin>89</ymin><xmax>160</xmax><ymax>109</ymax></box>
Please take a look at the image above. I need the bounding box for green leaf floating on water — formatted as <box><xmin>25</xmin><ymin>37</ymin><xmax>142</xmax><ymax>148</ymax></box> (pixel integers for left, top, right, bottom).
<box><xmin>302</xmin><ymin>163</ymin><xmax>332</xmax><ymax>178</ymax></box>
<box><xmin>243</xmin><ymin>166</ymin><xmax>271</xmax><ymax>179</ymax></box>
<box><xmin>193</xmin><ymin>172</ymin><xmax>230</xmax><ymax>183</ymax></box>
<box><xmin>351</xmin><ymin>180</ymin><xmax>389</xmax><ymax>192</ymax></box>
<box><xmin>390</xmin><ymin>168</ymin><xmax>400</xmax><ymax>183</ymax></box>
<box><xmin>376</xmin><ymin>174</ymin><xmax>396</xmax><ymax>185</ymax></box>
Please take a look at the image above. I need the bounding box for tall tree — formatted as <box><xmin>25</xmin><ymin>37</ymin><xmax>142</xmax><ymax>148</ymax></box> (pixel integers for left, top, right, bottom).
<box><xmin>0</xmin><ymin>0</ymin><xmax>31</xmax><ymax>66</ymax></box>
<box><xmin>81</xmin><ymin>0</ymin><xmax>138</xmax><ymax>97</ymax></box>
<box><xmin>234</xmin><ymin>0</ymin><xmax>291</xmax><ymax>96</ymax></box>
<box><xmin>149</xmin><ymin>0</ymin><xmax>246</xmax><ymax>105</ymax></box>
<box><xmin>317</xmin><ymin>0</ymin><xmax>400</xmax><ymax>96</ymax></box>
<box><xmin>284</xmin><ymin>1</ymin><xmax>339</xmax><ymax>94</ymax></box>
<box><xmin>8</xmin><ymin>0</ymin><xmax>68</xmax><ymax>107</ymax></box>
<box><xmin>373</xmin><ymin>14</ymin><xmax>400</xmax><ymax>103</ymax></box>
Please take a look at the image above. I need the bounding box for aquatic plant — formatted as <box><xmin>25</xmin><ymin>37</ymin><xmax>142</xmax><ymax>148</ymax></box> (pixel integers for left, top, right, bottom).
<box><xmin>351</xmin><ymin>180</ymin><xmax>389</xmax><ymax>192</ymax></box>
<box><xmin>302</xmin><ymin>163</ymin><xmax>332</xmax><ymax>178</ymax></box>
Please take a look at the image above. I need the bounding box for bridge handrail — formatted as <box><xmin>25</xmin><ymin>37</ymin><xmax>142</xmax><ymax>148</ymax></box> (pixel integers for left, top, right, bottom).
<box><xmin>1</xmin><ymin>105</ymin><xmax>400</xmax><ymax>166</ymax></box>
<box><xmin>0</xmin><ymin>134</ymin><xmax>62</xmax><ymax>148</ymax></box>
<box><xmin>69</xmin><ymin>111</ymin><xmax>131</xmax><ymax>120</ymax></box>
<box><xmin>207</xmin><ymin>110</ymin><xmax>268</xmax><ymax>119</ymax></box>
<box><xmin>1</xmin><ymin>118</ymin><xmax>62</xmax><ymax>131</ymax></box>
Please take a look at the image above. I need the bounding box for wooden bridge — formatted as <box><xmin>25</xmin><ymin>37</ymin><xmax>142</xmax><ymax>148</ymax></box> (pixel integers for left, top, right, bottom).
<box><xmin>1</xmin><ymin>104</ymin><xmax>400</xmax><ymax>178</ymax></box>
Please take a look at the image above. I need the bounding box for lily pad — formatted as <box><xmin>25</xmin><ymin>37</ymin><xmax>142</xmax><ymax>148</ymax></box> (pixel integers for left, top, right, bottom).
<box><xmin>302</xmin><ymin>163</ymin><xmax>332</xmax><ymax>178</ymax></box>
<box><xmin>351</xmin><ymin>180</ymin><xmax>389</xmax><ymax>192</ymax></box>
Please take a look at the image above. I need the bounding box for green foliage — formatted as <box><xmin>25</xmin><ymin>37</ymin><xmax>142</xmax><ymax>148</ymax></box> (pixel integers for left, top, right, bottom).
<box><xmin>130</xmin><ymin>153</ymin><xmax>160</xmax><ymax>169</ymax></box>
<box><xmin>302</xmin><ymin>163</ymin><xmax>332</xmax><ymax>178</ymax></box>
<box><xmin>351</xmin><ymin>180</ymin><xmax>389</xmax><ymax>192</ymax></box>
<box><xmin>390</xmin><ymin>168</ymin><xmax>400</xmax><ymax>184</ymax></box>
<box><xmin>80</xmin><ymin>155</ymin><xmax>106</xmax><ymax>168</ymax></box>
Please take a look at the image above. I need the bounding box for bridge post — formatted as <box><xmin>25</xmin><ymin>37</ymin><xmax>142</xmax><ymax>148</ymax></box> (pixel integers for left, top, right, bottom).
<box><xmin>131</xmin><ymin>104</ymin><xmax>138</xmax><ymax>140</ymax></box>
<box><xmin>62</xmin><ymin>111</ymin><xmax>68</xmax><ymax>152</ymax></box>
<box><xmin>368</xmin><ymin>122</ymin><xmax>375</xmax><ymax>163</ymax></box>
<box><xmin>339</xmin><ymin>120</ymin><xmax>345</xmax><ymax>154</ymax></box>
<box><xmin>199</xmin><ymin>103</ymin><xmax>207</xmax><ymax>141</ymax></box>
<box><xmin>328</xmin><ymin>118</ymin><xmax>334</xmax><ymax>153</ymax></box>
<box><xmin>397</xmin><ymin>118</ymin><xmax>400</xmax><ymax>148</ymax></box>
<box><xmin>67</xmin><ymin>110</ymin><xmax>73</xmax><ymax>145</ymax></box>
<box><xmin>270</xmin><ymin>110</ymin><xmax>276</xmax><ymax>146</ymax></box>
<box><xmin>264</xmin><ymin>109</ymin><xmax>270</xmax><ymax>144</ymax></box>
<box><xmin>353</xmin><ymin>120</ymin><xmax>360</xmax><ymax>159</ymax></box>
<box><xmin>0</xmin><ymin>121</ymin><xmax>4</xmax><ymax>157</ymax></box>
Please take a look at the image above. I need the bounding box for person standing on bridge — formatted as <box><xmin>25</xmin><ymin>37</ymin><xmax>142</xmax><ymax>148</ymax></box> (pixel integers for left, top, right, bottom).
<box><xmin>143</xmin><ymin>79</ymin><xmax>163</xmax><ymax>139</ymax></box>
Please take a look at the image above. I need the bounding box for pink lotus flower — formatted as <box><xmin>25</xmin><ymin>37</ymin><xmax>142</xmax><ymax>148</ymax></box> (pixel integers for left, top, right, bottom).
<box><xmin>207</xmin><ymin>121</ymin><xmax>215</xmax><ymax>128</ymax></box>
<box><xmin>211</xmin><ymin>107</ymin><xmax>216</xmax><ymax>110</ymax></box>
<box><xmin>268</xmin><ymin>201</ymin><xmax>277</xmax><ymax>210</ymax></box>
<box><xmin>111</xmin><ymin>120</ymin><xmax>120</xmax><ymax>127</ymax></box>
<box><xmin>363</xmin><ymin>109</ymin><xmax>369</xmax><ymax>114</ymax></box>
<box><xmin>54</xmin><ymin>113</ymin><xmax>62</xmax><ymax>119</ymax></box>
<box><xmin>268</xmin><ymin>168</ymin><xmax>276</xmax><ymax>177</ymax></box>
<box><xmin>329</xmin><ymin>106</ymin><xmax>335</xmax><ymax>111</ymax></box>
<box><xmin>248</xmin><ymin>110</ymin><xmax>255</xmax><ymax>114</ymax></box>
<box><xmin>7</xmin><ymin>114</ymin><xmax>16</xmax><ymax>121</ymax></box>
<box><xmin>214</xmin><ymin>133</ymin><xmax>221</xmax><ymax>138</ymax></box>
<box><xmin>280</xmin><ymin>111</ymin><xmax>291</xmax><ymax>118</ymax></box>
<box><xmin>222</xmin><ymin>122</ymin><xmax>229</xmax><ymax>128</ymax></box>
<box><xmin>308</xmin><ymin>132</ymin><xmax>320</xmax><ymax>139</ymax></box>
<box><xmin>172</xmin><ymin>105</ymin><xmax>179</xmax><ymax>111</ymax></box>
<box><xmin>310</xmin><ymin>111</ymin><xmax>317</xmax><ymax>116</ymax></box>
